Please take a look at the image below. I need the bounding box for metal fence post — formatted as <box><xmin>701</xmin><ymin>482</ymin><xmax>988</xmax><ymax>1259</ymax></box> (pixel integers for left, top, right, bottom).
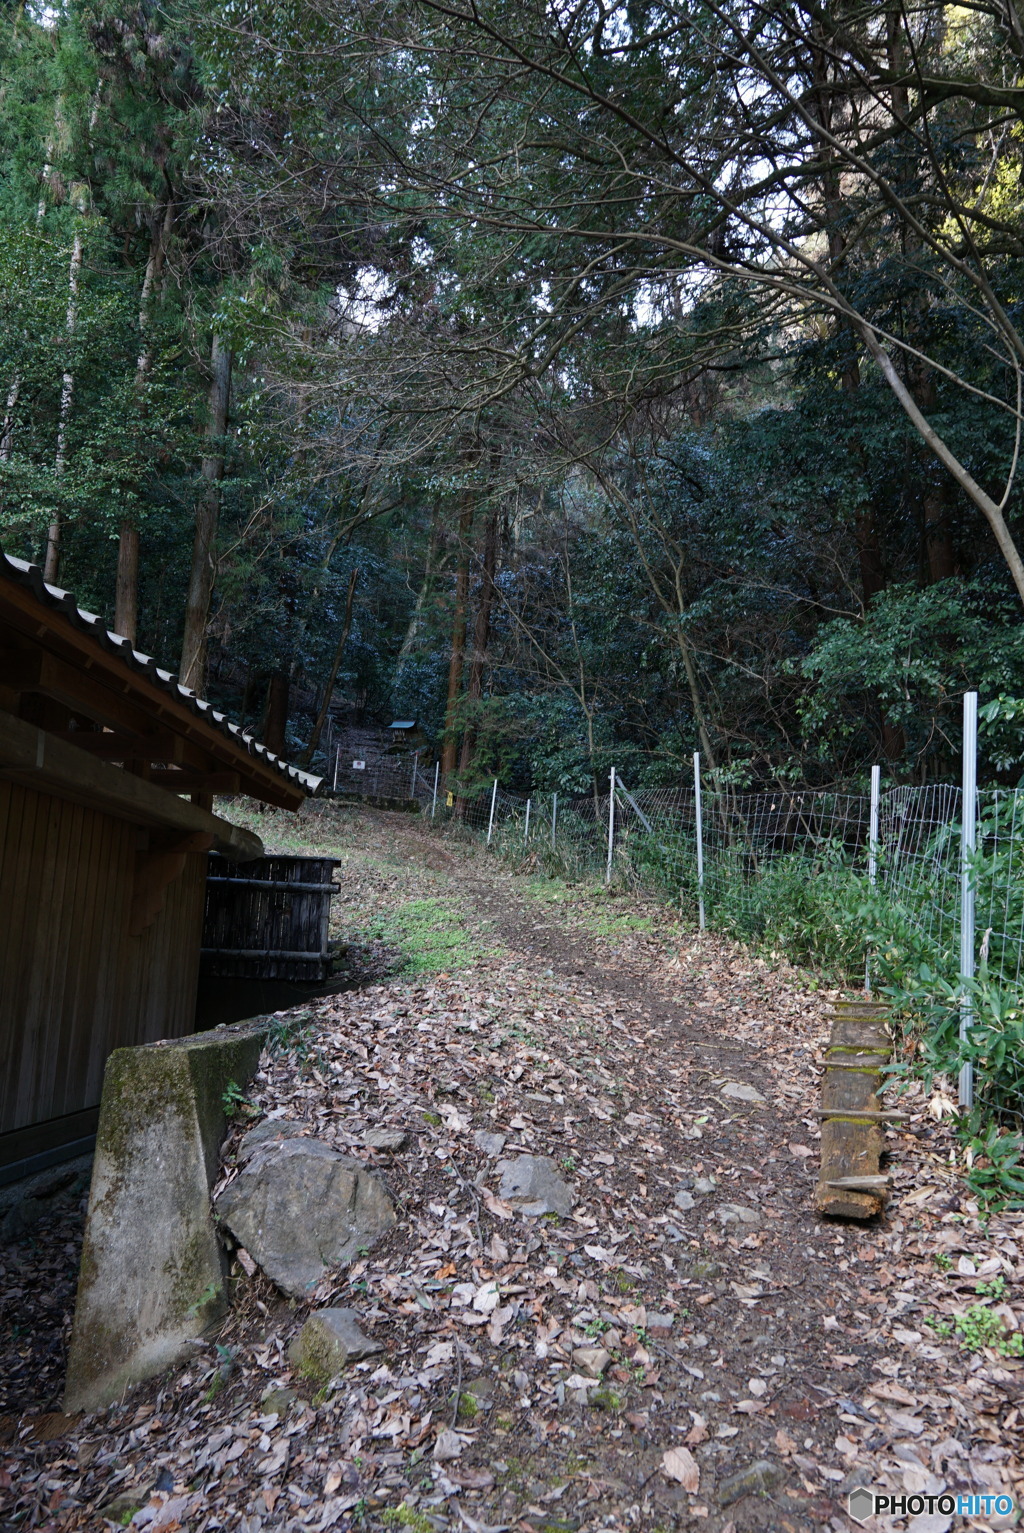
<box><xmin>486</xmin><ymin>777</ymin><xmax>498</xmax><ymax>845</ymax></box>
<box><xmin>333</xmin><ymin>745</ymin><xmax>340</xmax><ymax>793</ymax></box>
<box><xmin>865</xmin><ymin>763</ymin><xmax>881</xmax><ymax>993</ymax></box>
<box><xmin>693</xmin><ymin>751</ymin><xmax>706</xmax><ymax>930</ymax></box>
<box><xmin>551</xmin><ymin>791</ymin><xmax>558</xmax><ymax>850</ymax></box>
<box><xmin>524</xmin><ymin>798</ymin><xmax>531</xmax><ymax>842</ymax></box>
<box><xmin>605</xmin><ymin>767</ymin><xmax>616</xmax><ymax>884</ymax></box>
<box><xmin>431</xmin><ymin>761</ymin><xmax>439</xmax><ymax>820</ymax></box>
<box><xmin>960</xmin><ymin>691</ymin><xmax>978</xmax><ymax>1108</ymax></box>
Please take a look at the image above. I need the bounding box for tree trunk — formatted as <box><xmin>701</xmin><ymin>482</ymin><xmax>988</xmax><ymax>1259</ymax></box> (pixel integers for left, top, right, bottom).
<box><xmin>457</xmin><ymin>504</ymin><xmax>499</xmax><ymax>784</ymax></box>
<box><xmin>44</xmin><ymin>224</ymin><xmax>85</xmax><ymax>584</ymax></box>
<box><xmin>440</xmin><ymin>492</ymin><xmax>475</xmax><ymax>784</ymax></box>
<box><xmin>396</xmin><ymin>498</ymin><xmax>443</xmax><ymax>673</ymax></box>
<box><xmin>924</xmin><ymin>485</ymin><xmax>956</xmax><ymax>581</ymax></box>
<box><xmin>114</xmin><ymin>202</ymin><xmax>175</xmax><ymax>645</ymax></box>
<box><xmin>0</xmin><ymin>380</ymin><xmax>19</xmax><ymax>462</ymax></box>
<box><xmin>180</xmin><ymin>334</ymin><xmax>231</xmax><ymax>691</ymax></box>
<box><xmin>303</xmin><ymin>566</ymin><xmax>358</xmax><ymax>765</ymax></box>
<box><xmin>262</xmin><ymin>671</ymin><xmax>290</xmax><ymax>756</ymax></box>
<box><xmin>114</xmin><ymin>522</ymin><xmax>140</xmax><ymax>642</ymax></box>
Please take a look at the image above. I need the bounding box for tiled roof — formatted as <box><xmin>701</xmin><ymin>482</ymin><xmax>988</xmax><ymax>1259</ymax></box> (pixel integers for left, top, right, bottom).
<box><xmin>1</xmin><ymin>552</ymin><xmax>322</xmax><ymax>795</ymax></box>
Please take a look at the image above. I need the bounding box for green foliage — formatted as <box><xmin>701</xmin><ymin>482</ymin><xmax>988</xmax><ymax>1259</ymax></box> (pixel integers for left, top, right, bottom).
<box><xmin>364</xmin><ymin>897</ymin><xmax>492</xmax><ymax>976</ymax></box>
<box><xmin>221</xmin><ymin>1079</ymin><xmax>256</xmax><ymax>1120</ymax></box>
<box><xmin>926</xmin><ymin>1304</ymin><xmax>1024</xmax><ymax>1356</ymax></box>
<box><xmin>803</xmin><ymin>584</ymin><xmax>1024</xmax><ymax>778</ymax></box>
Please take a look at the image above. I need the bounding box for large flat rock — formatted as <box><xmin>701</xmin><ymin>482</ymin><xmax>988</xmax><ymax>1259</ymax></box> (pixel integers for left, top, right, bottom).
<box><xmin>216</xmin><ymin>1138</ymin><xmax>396</xmax><ymax>1297</ymax></box>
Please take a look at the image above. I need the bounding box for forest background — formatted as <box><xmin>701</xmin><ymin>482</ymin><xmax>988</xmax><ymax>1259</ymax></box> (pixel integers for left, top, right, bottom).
<box><xmin>3</xmin><ymin>0</ymin><xmax>1024</xmax><ymax>796</ymax></box>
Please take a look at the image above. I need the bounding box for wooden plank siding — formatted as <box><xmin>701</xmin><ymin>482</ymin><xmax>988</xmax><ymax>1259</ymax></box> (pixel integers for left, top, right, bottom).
<box><xmin>0</xmin><ymin>779</ymin><xmax>207</xmax><ymax>1149</ymax></box>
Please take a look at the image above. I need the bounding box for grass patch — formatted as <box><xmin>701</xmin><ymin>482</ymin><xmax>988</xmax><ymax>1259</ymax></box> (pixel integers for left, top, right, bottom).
<box><xmin>363</xmin><ymin>897</ymin><xmax>495</xmax><ymax>976</ymax></box>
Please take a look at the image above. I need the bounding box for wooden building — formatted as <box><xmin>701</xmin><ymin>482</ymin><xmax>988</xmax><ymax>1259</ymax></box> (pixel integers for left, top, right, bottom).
<box><xmin>0</xmin><ymin>553</ymin><xmax>321</xmax><ymax>1181</ymax></box>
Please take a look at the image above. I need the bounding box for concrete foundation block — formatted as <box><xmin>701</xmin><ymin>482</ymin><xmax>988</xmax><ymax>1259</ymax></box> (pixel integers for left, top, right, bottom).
<box><xmin>63</xmin><ymin>1023</ymin><xmax>265</xmax><ymax>1413</ymax></box>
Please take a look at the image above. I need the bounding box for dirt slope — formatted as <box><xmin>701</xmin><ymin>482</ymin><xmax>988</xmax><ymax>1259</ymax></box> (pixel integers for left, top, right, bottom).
<box><xmin>3</xmin><ymin>804</ymin><xmax>1021</xmax><ymax>1533</ymax></box>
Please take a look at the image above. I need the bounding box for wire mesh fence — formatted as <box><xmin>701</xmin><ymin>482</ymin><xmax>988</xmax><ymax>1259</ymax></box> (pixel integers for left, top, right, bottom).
<box><xmin>419</xmin><ymin>750</ymin><xmax>1024</xmax><ymax>1153</ymax></box>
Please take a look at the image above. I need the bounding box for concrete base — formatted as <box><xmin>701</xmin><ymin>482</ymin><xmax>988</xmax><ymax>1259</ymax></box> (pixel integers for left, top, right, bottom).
<box><xmin>63</xmin><ymin>1023</ymin><xmax>266</xmax><ymax>1413</ymax></box>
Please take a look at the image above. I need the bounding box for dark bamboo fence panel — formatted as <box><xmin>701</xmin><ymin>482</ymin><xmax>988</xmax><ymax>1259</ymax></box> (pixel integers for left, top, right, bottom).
<box><xmin>201</xmin><ymin>855</ymin><xmax>340</xmax><ymax>981</ymax></box>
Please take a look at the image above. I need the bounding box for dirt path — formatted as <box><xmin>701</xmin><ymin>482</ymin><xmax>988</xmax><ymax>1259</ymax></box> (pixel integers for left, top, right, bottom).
<box><xmin>3</xmin><ymin>805</ymin><xmax>1022</xmax><ymax>1533</ymax></box>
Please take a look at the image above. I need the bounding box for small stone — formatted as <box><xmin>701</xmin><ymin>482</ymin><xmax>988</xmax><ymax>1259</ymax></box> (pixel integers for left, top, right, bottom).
<box><xmin>673</xmin><ymin>1190</ymin><xmax>696</xmax><ymax>1212</ymax></box>
<box><xmin>839</xmin><ymin>1464</ymin><xmax>874</xmax><ymax>1496</ymax></box>
<box><xmin>238</xmin><ymin>1119</ymin><xmax>307</xmax><ymax>1162</ymax></box>
<box><xmin>363</xmin><ymin>1128</ymin><xmax>408</xmax><ymax>1151</ymax></box>
<box><xmin>100</xmin><ymin>1491</ymin><xmax>145</xmax><ymax>1523</ymax></box>
<box><xmin>496</xmin><ymin>1154</ymin><xmax>573</xmax><ymax>1216</ymax></box>
<box><xmin>260</xmin><ymin>1386</ymin><xmax>298</xmax><ymax>1417</ymax></box>
<box><xmin>716</xmin><ymin>1203</ymin><xmax>761</xmax><ymax>1227</ymax></box>
<box><xmin>720</xmin><ymin>1082</ymin><xmax>765</xmax><ymax>1104</ymax></box>
<box><xmin>647</xmin><ymin>1313</ymin><xmax>674</xmax><ymax>1331</ymax></box>
<box><xmin>287</xmin><ymin>1308</ymin><xmax>382</xmax><ymax>1383</ymax></box>
<box><xmin>571</xmin><ymin>1347</ymin><xmax>611</xmax><ymax>1378</ymax></box>
<box><xmin>718</xmin><ymin>1459</ymin><xmax>784</xmax><ymax>1507</ymax></box>
<box><xmin>474</xmin><ymin>1130</ymin><xmax>507</xmax><ymax>1157</ymax></box>
<box><xmin>694</xmin><ymin>1176</ymin><xmax>717</xmax><ymax>1195</ymax></box>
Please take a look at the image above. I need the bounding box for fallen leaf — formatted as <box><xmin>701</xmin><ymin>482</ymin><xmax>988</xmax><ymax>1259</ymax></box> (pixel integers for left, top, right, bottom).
<box><xmin>481</xmin><ymin>1191</ymin><xmax>513</xmax><ymax>1220</ymax></box>
<box><xmin>433</xmin><ymin>1428</ymin><xmax>464</xmax><ymax>1462</ymax></box>
<box><xmin>662</xmin><ymin>1446</ymin><xmax>700</xmax><ymax>1491</ymax></box>
<box><xmin>472</xmin><ymin>1280</ymin><xmax>500</xmax><ymax>1313</ymax></box>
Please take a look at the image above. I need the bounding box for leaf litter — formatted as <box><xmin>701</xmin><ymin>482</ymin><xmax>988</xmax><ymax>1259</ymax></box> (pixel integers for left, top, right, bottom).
<box><xmin>1</xmin><ymin>803</ymin><xmax>1022</xmax><ymax>1532</ymax></box>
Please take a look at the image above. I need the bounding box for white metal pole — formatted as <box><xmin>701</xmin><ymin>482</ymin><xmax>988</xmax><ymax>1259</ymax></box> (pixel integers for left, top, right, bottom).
<box><xmin>693</xmin><ymin>751</ymin><xmax>706</xmax><ymax>930</ymax></box>
<box><xmin>865</xmin><ymin>763</ymin><xmax>881</xmax><ymax>993</ymax></box>
<box><xmin>552</xmin><ymin>791</ymin><xmax>558</xmax><ymax>850</ymax></box>
<box><xmin>411</xmin><ymin>750</ymin><xmax>419</xmax><ymax>798</ymax></box>
<box><xmin>605</xmin><ymin>767</ymin><xmax>616</xmax><ymax>884</ymax></box>
<box><xmin>431</xmin><ymin>761</ymin><xmax>439</xmax><ymax>820</ymax></box>
<box><xmin>333</xmin><ymin>745</ymin><xmax>340</xmax><ymax>793</ymax></box>
<box><xmin>486</xmin><ymin>777</ymin><xmax>498</xmax><ymax>845</ymax></box>
<box><xmin>524</xmin><ymin>798</ymin><xmax>531</xmax><ymax>841</ymax></box>
<box><xmin>959</xmin><ymin>691</ymin><xmax>978</xmax><ymax>1108</ymax></box>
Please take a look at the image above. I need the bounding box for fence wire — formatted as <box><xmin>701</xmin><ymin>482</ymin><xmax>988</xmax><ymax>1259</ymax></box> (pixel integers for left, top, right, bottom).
<box><xmin>416</xmin><ymin>767</ymin><xmax>1024</xmax><ymax>1138</ymax></box>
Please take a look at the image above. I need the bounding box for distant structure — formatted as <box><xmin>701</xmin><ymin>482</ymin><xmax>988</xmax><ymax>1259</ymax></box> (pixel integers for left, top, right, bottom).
<box><xmin>0</xmin><ymin>552</ymin><xmax>320</xmax><ymax>1180</ymax></box>
<box><xmin>386</xmin><ymin>719</ymin><xmax>430</xmax><ymax>752</ymax></box>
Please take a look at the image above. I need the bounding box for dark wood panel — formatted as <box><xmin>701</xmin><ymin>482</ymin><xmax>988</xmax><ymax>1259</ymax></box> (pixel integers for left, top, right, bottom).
<box><xmin>0</xmin><ymin>781</ymin><xmax>211</xmax><ymax>1149</ymax></box>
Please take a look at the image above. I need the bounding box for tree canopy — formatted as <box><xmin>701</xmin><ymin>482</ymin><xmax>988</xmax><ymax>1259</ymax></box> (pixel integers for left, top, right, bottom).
<box><xmin>2</xmin><ymin>0</ymin><xmax>1022</xmax><ymax>787</ymax></box>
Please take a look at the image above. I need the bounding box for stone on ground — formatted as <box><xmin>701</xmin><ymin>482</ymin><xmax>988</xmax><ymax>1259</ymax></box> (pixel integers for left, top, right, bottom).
<box><xmin>473</xmin><ymin>1129</ymin><xmax>507</xmax><ymax>1157</ymax></box>
<box><xmin>715</xmin><ymin>1202</ymin><xmax>761</xmax><ymax>1227</ymax></box>
<box><xmin>720</xmin><ymin>1080</ymin><xmax>765</xmax><ymax>1103</ymax></box>
<box><xmin>571</xmin><ymin>1346</ymin><xmax>611</xmax><ymax>1377</ymax></box>
<box><xmin>717</xmin><ymin>1459</ymin><xmax>785</xmax><ymax>1505</ymax></box>
<box><xmin>238</xmin><ymin>1119</ymin><xmax>307</xmax><ymax>1161</ymax></box>
<box><xmin>363</xmin><ymin>1128</ymin><xmax>409</xmax><ymax>1151</ymax></box>
<box><xmin>216</xmin><ymin>1137</ymin><xmax>396</xmax><ymax>1296</ymax></box>
<box><xmin>496</xmin><ymin>1154</ymin><xmax>573</xmax><ymax>1216</ymax></box>
<box><xmin>260</xmin><ymin>1386</ymin><xmax>299</xmax><ymax>1416</ymax></box>
<box><xmin>288</xmin><ymin>1308</ymin><xmax>382</xmax><ymax>1382</ymax></box>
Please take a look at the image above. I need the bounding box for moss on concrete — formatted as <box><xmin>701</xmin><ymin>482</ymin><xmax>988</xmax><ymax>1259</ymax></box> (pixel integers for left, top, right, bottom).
<box><xmin>64</xmin><ymin>1022</ymin><xmax>266</xmax><ymax>1412</ymax></box>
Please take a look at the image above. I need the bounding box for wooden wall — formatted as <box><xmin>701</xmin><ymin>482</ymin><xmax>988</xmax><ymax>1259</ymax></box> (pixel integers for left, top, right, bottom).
<box><xmin>0</xmin><ymin>780</ymin><xmax>206</xmax><ymax>1155</ymax></box>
